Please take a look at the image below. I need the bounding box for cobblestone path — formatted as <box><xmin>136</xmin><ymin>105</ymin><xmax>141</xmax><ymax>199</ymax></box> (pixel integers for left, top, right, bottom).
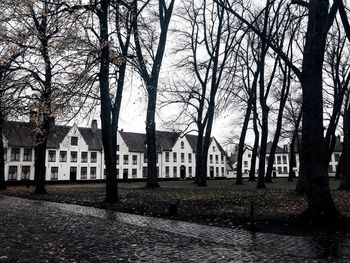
<box><xmin>0</xmin><ymin>195</ymin><xmax>350</xmax><ymax>262</ymax></box>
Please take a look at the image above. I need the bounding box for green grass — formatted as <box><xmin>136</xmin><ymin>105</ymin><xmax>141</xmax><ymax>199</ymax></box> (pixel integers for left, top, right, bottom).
<box><xmin>3</xmin><ymin>178</ymin><xmax>349</xmax><ymax>234</ymax></box>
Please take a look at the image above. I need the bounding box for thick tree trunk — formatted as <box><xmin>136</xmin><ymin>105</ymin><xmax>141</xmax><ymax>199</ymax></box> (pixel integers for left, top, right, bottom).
<box><xmin>340</xmin><ymin>107</ymin><xmax>350</xmax><ymax>189</ymax></box>
<box><xmin>146</xmin><ymin>87</ymin><xmax>159</xmax><ymax>188</ymax></box>
<box><xmin>0</xmin><ymin>119</ymin><xmax>6</xmax><ymax>190</ymax></box>
<box><xmin>99</xmin><ymin>0</ymin><xmax>118</xmax><ymax>203</ymax></box>
<box><xmin>33</xmin><ymin>117</ymin><xmax>50</xmax><ymax>194</ymax></box>
<box><xmin>236</xmin><ymin>98</ymin><xmax>252</xmax><ymax>185</ymax></box>
<box><xmin>300</xmin><ymin>0</ymin><xmax>339</xmax><ymax>219</ymax></box>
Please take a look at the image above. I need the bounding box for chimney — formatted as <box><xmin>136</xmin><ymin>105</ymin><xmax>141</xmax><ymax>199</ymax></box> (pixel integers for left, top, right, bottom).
<box><xmin>91</xmin><ymin>119</ymin><xmax>97</xmax><ymax>133</ymax></box>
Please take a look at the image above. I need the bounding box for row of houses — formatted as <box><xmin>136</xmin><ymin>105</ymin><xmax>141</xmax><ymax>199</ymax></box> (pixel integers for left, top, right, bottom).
<box><xmin>228</xmin><ymin>139</ymin><xmax>342</xmax><ymax>177</ymax></box>
<box><xmin>2</xmin><ymin>119</ymin><xmax>228</xmax><ymax>182</ymax></box>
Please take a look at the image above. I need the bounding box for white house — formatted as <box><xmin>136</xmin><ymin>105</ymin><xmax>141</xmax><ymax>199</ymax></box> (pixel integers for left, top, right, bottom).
<box><xmin>2</xmin><ymin>119</ymin><xmax>227</xmax><ymax>182</ymax></box>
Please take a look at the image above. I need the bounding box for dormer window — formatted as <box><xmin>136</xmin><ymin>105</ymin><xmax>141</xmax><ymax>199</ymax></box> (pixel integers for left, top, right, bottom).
<box><xmin>181</xmin><ymin>141</ymin><xmax>184</xmax><ymax>149</ymax></box>
<box><xmin>71</xmin><ymin>136</ymin><xmax>78</xmax><ymax>146</ymax></box>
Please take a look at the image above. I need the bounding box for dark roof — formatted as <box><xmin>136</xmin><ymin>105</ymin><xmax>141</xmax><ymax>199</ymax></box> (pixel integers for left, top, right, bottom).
<box><xmin>266</xmin><ymin>141</ymin><xmax>287</xmax><ymax>154</ymax></box>
<box><xmin>185</xmin><ymin>134</ymin><xmax>226</xmax><ymax>155</ymax></box>
<box><xmin>2</xmin><ymin>120</ymin><xmax>100</xmax><ymax>150</ymax></box>
<box><xmin>119</xmin><ymin>130</ymin><xmax>179</xmax><ymax>153</ymax></box>
<box><xmin>79</xmin><ymin>127</ymin><xmax>102</xmax><ymax>151</ymax></box>
<box><xmin>3</xmin><ymin>121</ymin><xmax>35</xmax><ymax>148</ymax></box>
<box><xmin>47</xmin><ymin>125</ymin><xmax>70</xmax><ymax>148</ymax></box>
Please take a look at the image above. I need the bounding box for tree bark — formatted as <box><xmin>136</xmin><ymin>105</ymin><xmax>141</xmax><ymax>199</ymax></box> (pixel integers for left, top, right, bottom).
<box><xmin>0</xmin><ymin>118</ymin><xmax>6</xmax><ymax>190</ymax></box>
<box><xmin>340</xmin><ymin>106</ymin><xmax>350</xmax><ymax>189</ymax></box>
<box><xmin>300</xmin><ymin>0</ymin><xmax>339</xmax><ymax>219</ymax></box>
<box><xmin>99</xmin><ymin>0</ymin><xmax>118</xmax><ymax>203</ymax></box>
<box><xmin>145</xmin><ymin>86</ymin><xmax>159</xmax><ymax>188</ymax></box>
<box><xmin>236</xmin><ymin>97</ymin><xmax>252</xmax><ymax>185</ymax></box>
<box><xmin>249</xmin><ymin>92</ymin><xmax>259</xmax><ymax>182</ymax></box>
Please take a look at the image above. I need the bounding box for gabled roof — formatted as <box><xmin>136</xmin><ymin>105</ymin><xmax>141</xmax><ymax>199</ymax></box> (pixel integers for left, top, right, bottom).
<box><xmin>185</xmin><ymin>134</ymin><xmax>226</xmax><ymax>155</ymax></box>
<box><xmin>2</xmin><ymin>120</ymin><xmax>101</xmax><ymax>150</ymax></box>
<box><xmin>78</xmin><ymin>127</ymin><xmax>102</xmax><ymax>151</ymax></box>
<box><xmin>47</xmin><ymin>125</ymin><xmax>70</xmax><ymax>148</ymax></box>
<box><xmin>3</xmin><ymin>121</ymin><xmax>35</xmax><ymax>148</ymax></box>
<box><xmin>119</xmin><ymin>130</ymin><xmax>179</xmax><ymax>153</ymax></box>
<box><xmin>266</xmin><ymin>141</ymin><xmax>288</xmax><ymax>154</ymax></box>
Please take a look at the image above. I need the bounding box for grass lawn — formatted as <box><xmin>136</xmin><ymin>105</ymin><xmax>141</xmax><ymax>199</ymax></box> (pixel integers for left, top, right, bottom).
<box><xmin>3</xmin><ymin>178</ymin><xmax>350</xmax><ymax>235</ymax></box>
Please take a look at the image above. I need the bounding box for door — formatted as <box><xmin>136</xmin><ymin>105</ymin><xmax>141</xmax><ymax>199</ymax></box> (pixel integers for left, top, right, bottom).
<box><xmin>180</xmin><ymin>165</ymin><xmax>186</xmax><ymax>180</ymax></box>
<box><xmin>210</xmin><ymin>167</ymin><xmax>214</xmax><ymax>179</ymax></box>
<box><xmin>70</xmin><ymin>167</ymin><xmax>77</xmax><ymax>182</ymax></box>
<box><xmin>123</xmin><ymin>169</ymin><xmax>128</xmax><ymax>181</ymax></box>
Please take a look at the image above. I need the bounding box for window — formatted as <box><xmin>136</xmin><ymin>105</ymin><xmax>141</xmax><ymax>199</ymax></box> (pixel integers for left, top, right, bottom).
<box><xmin>50</xmin><ymin>167</ymin><xmax>58</xmax><ymax>180</ymax></box>
<box><xmin>181</xmin><ymin>153</ymin><xmax>185</xmax><ymax>163</ymax></box>
<box><xmin>277</xmin><ymin>156</ymin><xmax>281</xmax><ymax>164</ymax></box>
<box><xmin>144</xmin><ymin>154</ymin><xmax>148</xmax><ymax>163</ymax></box>
<box><xmin>90</xmin><ymin>167</ymin><xmax>97</xmax><ymax>179</ymax></box>
<box><xmin>221</xmin><ymin>155</ymin><xmax>224</xmax><ymax>164</ymax></box>
<box><xmin>123</xmin><ymin>155</ymin><xmax>129</xmax><ymax>165</ymax></box>
<box><xmin>116</xmin><ymin>145</ymin><xmax>120</xmax><ymax>151</ymax></box>
<box><xmin>248</xmin><ymin>154</ymin><xmax>251</xmax><ymax>158</ymax></box>
<box><xmin>132</xmin><ymin>155</ymin><xmax>137</xmax><ymax>165</ymax></box>
<box><xmin>216</xmin><ymin>167</ymin><xmax>219</xmax><ymax>177</ymax></box>
<box><xmin>21</xmin><ymin>166</ymin><xmax>30</xmax><ymax>180</ymax></box>
<box><xmin>48</xmin><ymin>150</ymin><xmax>56</xmax><ymax>162</ymax></box>
<box><xmin>165</xmin><ymin>152</ymin><xmax>170</xmax><ymax>162</ymax></box>
<box><xmin>188</xmin><ymin>153</ymin><xmax>192</xmax><ymax>163</ymax></box>
<box><xmin>282</xmin><ymin>155</ymin><xmax>287</xmax><ymax>164</ymax></box>
<box><xmin>181</xmin><ymin>141</ymin><xmax>184</xmax><ymax>149</ymax></box>
<box><xmin>11</xmin><ymin>148</ymin><xmax>20</xmax><ymax>161</ymax></box>
<box><xmin>8</xmin><ymin>166</ymin><xmax>17</xmax><ymax>180</ymax></box>
<box><xmin>23</xmin><ymin>149</ymin><xmax>32</xmax><ymax>161</ymax></box>
<box><xmin>3</xmin><ymin>148</ymin><xmax>7</xmax><ymax>162</ymax></box>
<box><xmin>81</xmin><ymin>167</ymin><xmax>87</xmax><ymax>179</ymax></box>
<box><xmin>244</xmin><ymin>161</ymin><xmax>248</xmax><ymax>167</ymax></box>
<box><xmin>221</xmin><ymin>167</ymin><xmax>225</xmax><ymax>176</ymax></box>
<box><xmin>215</xmin><ymin>155</ymin><xmax>219</xmax><ymax>164</ymax></box>
<box><xmin>283</xmin><ymin>166</ymin><xmax>288</xmax><ymax>174</ymax></box>
<box><xmin>116</xmin><ymin>155</ymin><xmax>120</xmax><ymax>165</ymax></box>
<box><xmin>173</xmin><ymin>167</ymin><xmax>177</xmax><ymax>177</ymax></box>
<box><xmin>59</xmin><ymin>151</ymin><xmax>67</xmax><ymax>162</ymax></box>
<box><xmin>165</xmin><ymin>166</ymin><xmax>170</xmax><ymax>177</ymax></box>
<box><xmin>334</xmin><ymin>153</ymin><xmax>340</xmax><ymax>162</ymax></box>
<box><xmin>173</xmin><ymin>152</ymin><xmax>177</xmax><ymax>162</ymax></box>
<box><xmin>71</xmin><ymin>151</ymin><xmax>77</xmax><ymax>162</ymax></box>
<box><xmin>81</xmin><ymin>152</ymin><xmax>88</xmax><ymax>163</ymax></box>
<box><xmin>213</xmin><ymin>146</ymin><xmax>216</xmax><ymax>152</ymax></box>
<box><xmin>71</xmin><ymin>136</ymin><xmax>78</xmax><ymax>146</ymax></box>
<box><xmin>156</xmin><ymin>155</ymin><xmax>159</xmax><ymax>163</ymax></box>
<box><xmin>209</xmin><ymin>154</ymin><xmax>213</xmax><ymax>164</ymax></box>
<box><xmin>132</xmin><ymin>169</ymin><xmax>137</xmax><ymax>178</ymax></box>
<box><xmin>91</xmin><ymin>152</ymin><xmax>97</xmax><ymax>163</ymax></box>
<box><xmin>189</xmin><ymin>167</ymin><xmax>192</xmax><ymax>177</ymax></box>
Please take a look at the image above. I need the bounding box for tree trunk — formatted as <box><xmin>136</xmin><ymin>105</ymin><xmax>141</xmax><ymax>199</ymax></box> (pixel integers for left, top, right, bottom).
<box><xmin>335</xmin><ymin>152</ymin><xmax>342</xmax><ymax>180</ymax></box>
<box><xmin>249</xmin><ymin>94</ymin><xmax>259</xmax><ymax>181</ymax></box>
<box><xmin>146</xmin><ymin>86</ymin><xmax>160</xmax><ymax>188</ymax></box>
<box><xmin>340</xmin><ymin>106</ymin><xmax>350</xmax><ymax>189</ymax></box>
<box><xmin>99</xmin><ymin>0</ymin><xmax>118</xmax><ymax>203</ymax></box>
<box><xmin>300</xmin><ymin>0</ymin><xmax>339</xmax><ymax>219</ymax></box>
<box><xmin>33</xmin><ymin>117</ymin><xmax>50</xmax><ymax>194</ymax></box>
<box><xmin>0</xmin><ymin>119</ymin><xmax>6</xmax><ymax>190</ymax></box>
<box><xmin>194</xmin><ymin>126</ymin><xmax>204</xmax><ymax>184</ymax></box>
<box><xmin>236</xmin><ymin>98</ymin><xmax>252</xmax><ymax>185</ymax></box>
<box><xmin>288</xmin><ymin>132</ymin><xmax>297</xmax><ymax>182</ymax></box>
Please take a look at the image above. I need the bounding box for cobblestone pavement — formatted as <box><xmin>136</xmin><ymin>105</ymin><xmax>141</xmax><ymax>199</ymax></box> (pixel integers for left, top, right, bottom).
<box><xmin>1</xmin><ymin>195</ymin><xmax>350</xmax><ymax>262</ymax></box>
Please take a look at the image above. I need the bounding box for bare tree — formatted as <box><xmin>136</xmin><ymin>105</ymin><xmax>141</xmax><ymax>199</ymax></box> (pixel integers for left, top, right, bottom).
<box><xmin>131</xmin><ymin>0</ymin><xmax>175</xmax><ymax>188</ymax></box>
